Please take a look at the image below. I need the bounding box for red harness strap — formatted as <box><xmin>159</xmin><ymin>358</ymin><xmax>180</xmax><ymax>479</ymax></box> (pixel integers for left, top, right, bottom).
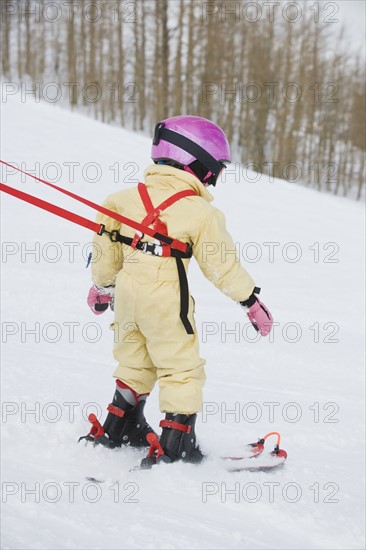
<box><xmin>0</xmin><ymin>183</ymin><xmax>101</xmax><ymax>234</ymax></box>
<box><xmin>0</xmin><ymin>161</ymin><xmax>197</xmax><ymax>335</ymax></box>
<box><xmin>0</xmin><ymin>162</ymin><xmax>192</xmax><ymax>254</ymax></box>
<box><xmin>130</xmin><ymin>183</ymin><xmax>195</xmax><ymax>252</ymax></box>
<box><xmin>137</xmin><ymin>182</ymin><xmax>168</xmax><ymax>236</ymax></box>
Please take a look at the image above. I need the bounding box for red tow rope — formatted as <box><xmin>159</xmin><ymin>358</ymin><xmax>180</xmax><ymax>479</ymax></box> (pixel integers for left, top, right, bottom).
<box><xmin>0</xmin><ymin>160</ymin><xmax>188</xmax><ymax>248</ymax></box>
<box><xmin>1</xmin><ymin>159</ymin><xmax>196</xmax><ymax>334</ymax></box>
<box><xmin>0</xmin><ymin>182</ymin><xmax>101</xmax><ymax>234</ymax></box>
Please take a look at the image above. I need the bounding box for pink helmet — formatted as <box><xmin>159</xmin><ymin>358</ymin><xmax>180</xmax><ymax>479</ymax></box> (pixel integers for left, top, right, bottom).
<box><xmin>151</xmin><ymin>115</ymin><xmax>231</xmax><ymax>187</ymax></box>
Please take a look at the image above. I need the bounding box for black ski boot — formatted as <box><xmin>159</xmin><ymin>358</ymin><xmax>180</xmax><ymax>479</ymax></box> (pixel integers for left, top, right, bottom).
<box><xmin>140</xmin><ymin>413</ymin><xmax>204</xmax><ymax>469</ymax></box>
<box><xmin>79</xmin><ymin>384</ymin><xmax>155</xmax><ymax>449</ymax></box>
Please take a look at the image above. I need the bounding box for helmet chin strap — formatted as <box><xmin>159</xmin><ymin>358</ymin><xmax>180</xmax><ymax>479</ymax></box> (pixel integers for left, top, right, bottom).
<box><xmin>183</xmin><ymin>165</ymin><xmax>197</xmax><ymax>177</ymax></box>
<box><xmin>156</xmin><ymin>160</ymin><xmax>224</xmax><ymax>188</ymax></box>
<box><xmin>183</xmin><ymin>165</ymin><xmax>211</xmax><ymax>186</ymax></box>
<box><xmin>202</xmin><ymin>170</ymin><xmax>213</xmax><ymax>185</ymax></box>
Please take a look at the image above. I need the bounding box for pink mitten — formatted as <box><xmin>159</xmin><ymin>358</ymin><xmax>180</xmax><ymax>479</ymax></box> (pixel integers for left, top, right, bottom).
<box><xmin>87</xmin><ymin>285</ymin><xmax>114</xmax><ymax>315</ymax></box>
<box><xmin>239</xmin><ymin>289</ymin><xmax>273</xmax><ymax>336</ymax></box>
<box><xmin>246</xmin><ymin>299</ymin><xmax>273</xmax><ymax>336</ymax></box>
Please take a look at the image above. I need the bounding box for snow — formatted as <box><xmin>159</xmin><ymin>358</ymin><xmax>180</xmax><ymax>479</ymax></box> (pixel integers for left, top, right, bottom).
<box><xmin>1</xmin><ymin>93</ymin><xmax>365</xmax><ymax>550</ymax></box>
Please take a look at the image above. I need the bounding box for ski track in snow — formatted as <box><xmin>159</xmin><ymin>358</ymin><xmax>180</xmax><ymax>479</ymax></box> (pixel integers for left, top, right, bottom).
<box><xmin>1</xmin><ymin>93</ymin><xmax>365</xmax><ymax>550</ymax></box>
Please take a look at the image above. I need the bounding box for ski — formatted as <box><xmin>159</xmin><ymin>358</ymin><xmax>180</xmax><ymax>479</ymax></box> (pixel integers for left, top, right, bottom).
<box><xmin>222</xmin><ymin>452</ymin><xmax>287</xmax><ymax>472</ymax></box>
<box><xmin>84</xmin><ymin>432</ymin><xmax>287</xmax><ymax>479</ymax></box>
<box><xmin>134</xmin><ymin>432</ymin><xmax>287</xmax><ymax>473</ymax></box>
<box><xmin>221</xmin><ymin>431</ymin><xmax>287</xmax><ymax>472</ymax></box>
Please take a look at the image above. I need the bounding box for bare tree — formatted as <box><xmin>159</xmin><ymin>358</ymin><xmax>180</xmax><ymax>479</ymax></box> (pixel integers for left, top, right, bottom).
<box><xmin>3</xmin><ymin>0</ymin><xmax>364</xmax><ymax>199</ymax></box>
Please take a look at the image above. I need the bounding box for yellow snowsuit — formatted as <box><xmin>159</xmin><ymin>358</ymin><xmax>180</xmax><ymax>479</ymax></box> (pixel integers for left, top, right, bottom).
<box><xmin>92</xmin><ymin>164</ymin><xmax>255</xmax><ymax>413</ymax></box>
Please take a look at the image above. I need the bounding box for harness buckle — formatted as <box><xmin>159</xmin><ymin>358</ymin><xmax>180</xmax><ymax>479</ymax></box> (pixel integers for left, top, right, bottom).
<box><xmin>141</xmin><ymin>242</ymin><xmax>163</xmax><ymax>256</ymax></box>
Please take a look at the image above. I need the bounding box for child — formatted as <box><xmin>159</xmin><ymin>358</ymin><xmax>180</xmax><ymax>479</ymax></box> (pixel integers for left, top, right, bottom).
<box><xmin>84</xmin><ymin>116</ymin><xmax>273</xmax><ymax>467</ymax></box>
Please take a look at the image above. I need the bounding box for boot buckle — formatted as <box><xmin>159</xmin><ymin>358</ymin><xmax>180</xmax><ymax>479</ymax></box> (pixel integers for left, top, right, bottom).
<box><xmin>159</xmin><ymin>419</ymin><xmax>192</xmax><ymax>434</ymax></box>
<box><xmin>107</xmin><ymin>403</ymin><xmax>125</xmax><ymax>417</ymax></box>
<box><xmin>146</xmin><ymin>432</ymin><xmax>165</xmax><ymax>459</ymax></box>
<box><xmin>78</xmin><ymin>413</ymin><xmax>105</xmax><ymax>443</ymax></box>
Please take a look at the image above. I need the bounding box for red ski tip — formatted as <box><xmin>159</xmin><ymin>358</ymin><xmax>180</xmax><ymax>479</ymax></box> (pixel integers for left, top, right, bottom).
<box><xmin>276</xmin><ymin>449</ymin><xmax>287</xmax><ymax>459</ymax></box>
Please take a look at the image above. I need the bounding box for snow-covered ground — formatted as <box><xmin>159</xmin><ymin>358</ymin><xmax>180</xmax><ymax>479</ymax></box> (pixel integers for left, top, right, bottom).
<box><xmin>1</xmin><ymin>93</ymin><xmax>365</xmax><ymax>550</ymax></box>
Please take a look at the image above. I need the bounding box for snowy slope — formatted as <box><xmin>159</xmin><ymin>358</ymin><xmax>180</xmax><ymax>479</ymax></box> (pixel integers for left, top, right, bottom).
<box><xmin>1</xmin><ymin>93</ymin><xmax>365</xmax><ymax>550</ymax></box>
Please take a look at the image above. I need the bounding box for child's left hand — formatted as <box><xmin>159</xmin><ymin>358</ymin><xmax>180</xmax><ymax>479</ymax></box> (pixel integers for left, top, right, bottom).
<box><xmin>239</xmin><ymin>291</ymin><xmax>273</xmax><ymax>336</ymax></box>
<box><xmin>245</xmin><ymin>298</ymin><xmax>273</xmax><ymax>336</ymax></box>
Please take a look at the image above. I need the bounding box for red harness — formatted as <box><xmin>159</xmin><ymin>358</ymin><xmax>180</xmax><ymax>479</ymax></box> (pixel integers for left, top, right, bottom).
<box><xmin>106</xmin><ymin>182</ymin><xmax>196</xmax><ymax>334</ymax></box>
<box><xmin>129</xmin><ymin>182</ymin><xmax>195</xmax><ymax>254</ymax></box>
<box><xmin>0</xmin><ymin>160</ymin><xmax>197</xmax><ymax>334</ymax></box>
